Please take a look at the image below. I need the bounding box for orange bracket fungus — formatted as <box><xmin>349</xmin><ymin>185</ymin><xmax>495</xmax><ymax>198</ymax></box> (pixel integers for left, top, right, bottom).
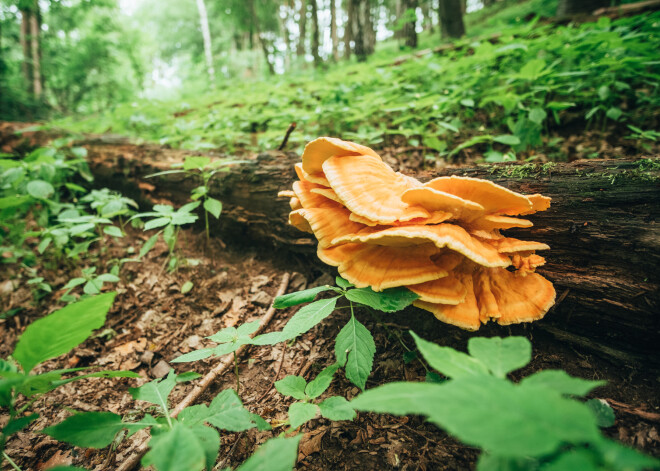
<box><xmin>280</xmin><ymin>137</ymin><xmax>556</xmax><ymax>330</ymax></box>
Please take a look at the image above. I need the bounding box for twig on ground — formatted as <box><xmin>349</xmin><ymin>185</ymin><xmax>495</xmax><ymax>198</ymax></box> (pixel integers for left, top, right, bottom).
<box><xmin>277</xmin><ymin>122</ymin><xmax>297</xmax><ymax>151</ymax></box>
<box><xmin>115</xmin><ymin>272</ymin><xmax>291</xmax><ymax>471</ymax></box>
<box><xmin>605</xmin><ymin>398</ymin><xmax>660</xmax><ymax>423</ymax></box>
<box><xmin>213</xmin><ymin>432</ymin><xmax>245</xmax><ymax>471</ymax></box>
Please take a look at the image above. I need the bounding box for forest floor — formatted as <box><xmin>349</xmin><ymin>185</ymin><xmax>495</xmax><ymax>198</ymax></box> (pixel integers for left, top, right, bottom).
<box><xmin>2</xmin><ymin>221</ymin><xmax>660</xmax><ymax>470</ymax></box>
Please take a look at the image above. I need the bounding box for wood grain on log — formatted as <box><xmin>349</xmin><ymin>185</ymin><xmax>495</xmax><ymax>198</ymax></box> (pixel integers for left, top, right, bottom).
<box><xmin>82</xmin><ymin>141</ymin><xmax>659</xmax><ymax>361</ymax></box>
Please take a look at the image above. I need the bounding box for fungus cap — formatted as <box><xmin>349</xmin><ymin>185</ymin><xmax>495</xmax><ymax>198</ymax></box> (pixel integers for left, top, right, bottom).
<box><xmin>302</xmin><ymin>137</ymin><xmax>381</xmax><ymax>175</ymax></box>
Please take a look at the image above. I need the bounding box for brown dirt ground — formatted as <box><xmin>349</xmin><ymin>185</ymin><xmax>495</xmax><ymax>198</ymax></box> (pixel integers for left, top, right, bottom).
<box><xmin>1</xmin><ymin>224</ymin><xmax>659</xmax><ymax>471</ymax></box>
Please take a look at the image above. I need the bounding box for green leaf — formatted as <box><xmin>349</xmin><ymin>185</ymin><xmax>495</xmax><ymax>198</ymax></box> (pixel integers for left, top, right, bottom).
<box><xmin>335</xmin><ymin>314</ymin><xmax>376</xmax><ymax>390</ymax></box>
<box><xmin>181</xmin><ymin>280</ymin><xmax>194</xmax><ymax>294</ymax></box>
<box><xmin>190</xmin><ymin>424</ymin><xmax>221</xmax><ymax>471</ymax></box>
<box><xmin>521</xmin><ymin>370</ymin><xmax>605</xmax><ymax>397</ymax></box>
<box><xmin>142</xmin><ymin>423</ymin><xmax>206</xmax><ymax>471</ymax></box>
<box><xmin>598</xmin><ymin>85</ymin><xmax>610</xmax><ymax>101</ymax></box>
<box><xmin>0</xmin><ymin>195</ymin><xmax>31</xmax><ymax>209</ymax></box>
<box><xmin>2</xmin><ymin>413</ymin><xmax>39</xmax><ymax>436</ymax></box>
<box><xmin>144</xmin><ymin>217</ymin><xmax>171</xmax><ymax>230</ymax></box>
<box><xmin>518</xmin><ymin>59</ymin><xmax>546</xmax><ymax>80</ymax></box>
<box><xmin>288</xmin><ymin>402</ymin><xmax>318</xmax><ymax>429</ymax></box>
<box><xmin>410</xmin><ymin>332</ymin><xmax>489</xmax><ymax>379</ymax></box>
<box><xmin>460</xmin><ymin>98</ymin><xmax>475</xmax><ymax>108</ymax></box>
<box><xmin>586</xmin><ymin>399</ymin><xmax>615</xmax><ymax>428</ymax></box>
<box><xmin>103</xmin><ymin>226</ymin><xmax>123</xmax><ymax>238</ymax></box>
<box><xmin>305</xmin><ymin>363</ymin><xmax>340</xmax><ymax>399</ymax></box>
<box><xmin>272</xmin><ymin>286</ymin><xmax>333</xmax><ymax>308</ymax></box>
<box><xmin>130</xmin><ymin>370</ymin><xmax>177</xmax><ymax>414</ymax></box>
<box><xmin>492</xmin><ymin>135</ymin><xmax>521</xmax><ymax>146</ymax></box>
<box><xmin>606</xmin><ymin>107</ymin><xmax>623</xmax><ymax>121</ymax></box>
<box><xmin>172</xmin><ymin>347</ymin><xmax>214</xmax><ymax>363</ymax></box>
<box><xmin>594</xmin><ymin>437</ymin><xmax>660</xmax><ymax>470</ymax></box>
<box><xmin>203</xmin><ymin>198</ymin><xmax>222</xmax><ymax>219</ymax></box>
<box><xmin>345</xmin><ymin>286</ymin><xmax>418</xmax><ymax>313</ymax></box>
<box><xmin>41</xmin><ymin>412</ymin><xmax>154</xmax><ymax>448</ymax></box>
<box><xmin>528</xmin><ymin>108</ymin><xmax>547</xmax><ymax>125</ymax></box>
<box><xmin>139</xmin><ymin>233</ymin><xmax>160</xmax><ymax>259</ymax></box>
<box><xmin>275</xmin><ymin>375</ymin><xmax>307</xmax><ymax>400</ymax></box>
<box><xmin>467</xmin><ymin>337</ymin><xmax>531</xmax><ymax>378</ymax></box>
<box><xmin>27</xmin><ymin>180</ymin><xmax>55</xmax><ymax>199</ymax></box>
<box><xmin>236</xmin><ymin>435</ymin><xmax>302</xmax><ymax>471</ymax></box>
<box><xmin>203</xmin><ymin>389</ymin><xmax>256</xmax><ymax>432</ymax></box>
<box><xmin>335</xmin><ymin>277</ymin><xmax>353</xmax><ymax>289</ymax></box>
<box><xmin>250</xmin><ymin>413</ymin><xmax>272</xmax><ymax>431</ymax></box>
<box><xmin>183</xmin><ymin>156</ymin><xmax>211</xmax><ymax>170</ymax></box>
<box><xmin>13</xmin><ymin>293</ymin><xmax>116</xmax><ymax>373</ymax></box>
<box><xmin>319</xmin><ymin>396</ymin><xmax>356</xmax><ymax>421</ymax></box>
<box><xmin>352</xmin><ymin>376</ymin><xmax>601</xmax><ymax>458</ymax></box>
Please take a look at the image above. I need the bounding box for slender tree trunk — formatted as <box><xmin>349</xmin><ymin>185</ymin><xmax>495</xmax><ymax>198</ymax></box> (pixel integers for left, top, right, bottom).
<box><xmin>402</xmin><ymin>0</ymin><xmax>418</xmax><ymax>48</ymax></box>
<box><xmin>330</xmin><ymin>0</ymin><xmax>339</xmax><ymax>61</ymax></box>
<box><xmin>556</xmin><ymin>0</ymin><xmax>610</xmax><ymax>16</ymax></box>
<box><xmin>351</xmin><ymin>0</ymin><xmax>366</xmax><ymax>61</ymax></box>
<box><xmin>280</xmin><ymin>1</ymin><xmax>294</xmax><ymax>70</ymax></box>
<box><xmin>310</xmin><ymin>0</ymin><xmax>322</xmax><ymax>66</ymax></box>
<box><xmin>344</xmin><ymin>0</ymin><xmax>354</xmax><ymax>59</ymax></box>
<box><xmin>362</xmin><ymin>0</ymin><xmax>375</xmax><ymax>55</ymax></box>
<box><xmin>421</xmin><ymin>0</ymin><xmax>434</xmax><ymax>32</ymax></box>
<box><xmin>438</xmin><ymin>0</ymin><xmax>465</xmax><ymax>38</ymax></box>
<box><xmin>19</xmin><ymin>9</ymin><xmax>33</xmax><ymax>96</ymax></box>
<box><xmin>30</xmin><ymin>2</ymin><xmax>42</xmax><ymax>99</ymax></box>
<box><xmin>195</xmin><ymin>0</ymin><xmax>216</xmax><ymax>87</ymax></box>
<box><xmin>297</xmin><ymin>0</ymin><xmax>307</xmax><ymax>57</ymax></box>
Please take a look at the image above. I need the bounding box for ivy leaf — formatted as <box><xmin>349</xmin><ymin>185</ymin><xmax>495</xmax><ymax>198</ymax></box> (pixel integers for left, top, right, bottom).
<box><xmin>13</xmin><ymin>292</ymin><xmax>116</xmax><ymax>373</ymax></box>
<box><xmin>275</xmin><ymin>375</ymin><xmax>307</xmax><ymax>400</ymax></box>
<box><xmin>319</xmin><ymin>396</ymin><xmax>356</xmax><ymax>421</ymax></box>
<box><xmin>467</xmin><ymin>336</ymin><xmax>531</xmax><ymax>378</ymax></box>
<box><xmin>521</xmin><ymin>370</ymin><xmax>605</xmax><ymax>397</ymax></box>
<box><xmin>335</xmin><ymin>314</ymin><xmax>376</xmax><ymax>390</ymax></box>
<box><xmin>272</xmin><ymin>286</ymin><xmax>334</xmax><ymax>309</ymax></box>
<box><xmin>288</xmin><ymin>402</ymin><xmax>318</xmax><ymax>429</ymax></box>
<box><xmin>411</xmin><ymin>331</ymin><xmax>489</xmax><ymax>379</ymax></box>
<box><xmin>236</xmin><ymin>435</ymin><xmax>302</xmax><ymax>471</ymax></box>
<box><xmin>345</xmin><ymin>287</ymin><xmax>418</xmax><ymax>313</ymax></box>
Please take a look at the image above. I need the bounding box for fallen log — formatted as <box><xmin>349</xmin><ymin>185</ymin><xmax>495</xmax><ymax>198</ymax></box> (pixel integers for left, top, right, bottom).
<box><xmin>1</xmin><ymin>125</ymin><xmax>658</xmax><ymax>363</ymax></box>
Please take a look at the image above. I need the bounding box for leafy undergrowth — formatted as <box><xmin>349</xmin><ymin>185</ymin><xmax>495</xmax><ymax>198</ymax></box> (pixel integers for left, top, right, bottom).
<box><xmin>50</xmin><ymin>12</ymin><xmax>660</xmax><ymax>164</ymax></box>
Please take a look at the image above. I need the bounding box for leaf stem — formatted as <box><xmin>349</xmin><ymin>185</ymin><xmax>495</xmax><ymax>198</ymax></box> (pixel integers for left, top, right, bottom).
<box><xmin>2</xmin><ymin>452</ymin><xmax>22</xmax><ymax>471</ymax></box>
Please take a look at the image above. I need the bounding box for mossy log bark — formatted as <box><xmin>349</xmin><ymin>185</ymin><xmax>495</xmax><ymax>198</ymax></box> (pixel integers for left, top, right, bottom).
<box><xmin>80</xmin><ymin>141</ymin><xmax>659</xmax><ymax>363</ymax></box>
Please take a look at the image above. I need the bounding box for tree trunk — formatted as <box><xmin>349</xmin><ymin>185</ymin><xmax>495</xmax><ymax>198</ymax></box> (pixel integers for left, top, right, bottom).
<box><xmin>30</xmin><ymin>1</ymin><xmax>42</xmax><ymax>99</ymax></box>
<box><xmin>19</xmin><ymin>9</ymin><xmax>33</xmax><ymax>96</ymax></box>
<box><xmin>0</xmin><ymin>124</ymin><xmax>657</xmax><ymax>363</ymax></box>
<box><xmin>402</xmin><ymin>0</ymin><xmax>418</xmax><ymax>48</ymax></box>
<box><xmin>330</xmin><ymin>0</ymin><xmax>339</xmax><ymax>61</ymax></box>
<box><xmin>362</xmin><ymin>0</ymin><xmax>376</xmax><ymax>55</ymax></box>
<box><xmin>344</xmin><ymin>0</ymin><xmax>354</xmax><ymax>59</ymax></box>
<box><xmin>421</xmin><ymin>0</ymin><xmax>434</xmax><ymax>33</ymax></box>
<box><xmin>297</xmin><ymin>0</ymin><xmax>307</xmax><ymax>57</ymax></box>
<box><xmin>557</xmin><ymin>0</ymin><xmax>610</xmax><ymax>17</ymax></box>
<box><xmin>310</xmin><ymin>0</ymin><xmax>322</xmax><ymax>67</ymax></box>
<box><xmin>438</xmin><ymin>0</ymin><xmax>465</xmax><ymax>38</ymax></box>
<box><xmin>351</xmin><ymin>0</ymin><xmax>367</xmax><ymax>61</ymax></box>
<box><xmin>195</xmin><ymin>0</ymin><xmax>216</xmax><ymax>87</ymax></box>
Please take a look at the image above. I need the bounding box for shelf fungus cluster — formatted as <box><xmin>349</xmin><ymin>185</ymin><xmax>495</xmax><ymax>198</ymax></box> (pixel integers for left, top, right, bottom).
<box><xmin>278</xmin><ymin>137</ymin><xmax>556</xmax><ymax>330</ymax></box>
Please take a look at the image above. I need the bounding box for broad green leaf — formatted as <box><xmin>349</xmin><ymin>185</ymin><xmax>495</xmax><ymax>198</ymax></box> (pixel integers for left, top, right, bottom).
<box><xmin>103</xmin><ymin>226</ymin><xmax>123</xmax><ymax>238</ymax></box>
<box><xmin>411</xmin><ymin>332</ymin><xmax>489</xmax><ymax>379</ymax></box>
<box><xmin>518</xmin><ymin>59</ymin><xmax>546</xmax><ymax>80</ymax></box>
<box><xmin>144</xmin><ymin>217</ymin><xmax>171</xmax><ymax>230</ymax></box>
<box><xmin>272</xmin><ymin>286</ymin><xmax>333</xmax><ymax>308</ymax></box>
<box><xmin>594</xmin><ymin>437</ymin><xmax>660</xmax><ymax>470</ymax></box>
<box><xmin>606</xmin><ymin>107</ymin><xmax>623</xmax><ymax>121</ymax></box>
<box><xmin>250</xmin><ymin>413</ymin><xmax>272</xmax><ymax>431</ymax></box>
<box><xmin>288</xmin><ymin>402</ymin><xmax>318</xmax><ymax>429</ymax></box>
<box><xmin>528</xmin><ymin>108</ymin><xmax>547</xmax><ymax>125</ymax></box>
<box><xmin>27</xmin><ymin>180</ymin><xmax>55</xmax><ymax>199</ymax></box>
<box><xmin>319</xmin><ymin>396</ymin><xmax>356</xmax><ymax>421</ymax></box>
<box><xmin>345</xmin><ymin>286</ymin><xmax>418</xmax><ymax>313</ymax></box>
<box><xmin>181</xmin><ymin>280</ymin><xmax>194</xmax><ymax>294</ymax></box>
<box><xmin>203</xmin><ymin>197</ymin><xmax>222</xmax><ymax>219</ymax></box>
<box><xmin>236</xmin><ymin>320</ymin><xmax>261</xmax><ymax>337</ymax></box>
<box><xmin>190</xmin><ymin>424</ymin><xmax>220</xmax><ymax>470</ymax></box>
<box><xmin>2</xmin><ymin>413</ymin><xmax>39</xmax><ymax>436</ymax></box>
<box><xmin>520</xmin><ymin>370</ymin><xmax>605</xmax><ymax>397</ymax></box>
<box><xmin>335</xmin><ymin>276</ymin><xmax>353</xmax><ymax>289</ymax></box>
<box><xmin>305</xmin><ymin>363</ymin><xmax>340</xmax><ymax>399</ymax></box>
<box><xmin>176</xmin><ymin>371</ymin><xmax>202</xmax><ymax>383</ymax></box>
<box><xmin>204</xmin><ymin>389</ymin><xmax>255</xmax><ymax>431</ymax></box>
<box><xmin>183</xmin><ymin>156</ymin><xmax>211</xmax><ymax>170</ymax></box>
<box><xmin>335</xmin><ymin>314</ymin><xmax>375</xmax><ymax>390</ymax></box>
<box><xmin>41</xmin><ymin>412</ymin><xmax>155</xmax><ymax>448</ymax></box>
<box><xmin>492</xmin><ymin>135</ymin><xmax>521</xmax><ymax>146</ymax></box>
<box><xmin>352</xmin><ymin>376</ymin><xmax>601</xmax><ymax>457</ymax></box>
<box><xmin>172</xmin><ymin>347</ymin><xmax>214</xmax><ymax>363</ymax></box>
<box><xmin>467</xmin><ymin>337</ymin><xmax>530</xmax><ymax>378</ymax></box>
<box><xmin>179</xmin><ymin>201</ymin><xmax>201</xmax><ymax>213</ymax></box>
<box><xmin>142</xmin><ymin>423</ymin><xmax>206</xmax><ymax>471</ymax></box>
<box><xmin>13</xmin><ymin>293</ymin><xmax>116</xmax><ymax>373</ymax></box>
<box><xmin>130</xmin><ymin>370</ymin><xmax>177</xmax><ymax>414</ymax></box>
<box><xmin>0</xmin><ymin>195</ymin><xmax>31</xmax><ymax>209</ymax></box>
<box><xmin>139</xmin><ymin>233</ymin><xmax>160</xmax><ymax>259</ymax></box>
<box><xmin>542</xmin><ymin>449</ymin><xmax>600</xmax><ymax>471</ymax></box>
<box><xmin>586</xmin><ymin>399</ymin><xmax>615</xmax><ymax>428</ymax></box>
<box><xmin>275</xmin><ymin>375</ymin><xmax>307</xmax><ymax>400</ymax></box>
<box><xmin>236</xmin><ymin>435</ymin><xmax>302</xmax><ymax>471</ymax></box>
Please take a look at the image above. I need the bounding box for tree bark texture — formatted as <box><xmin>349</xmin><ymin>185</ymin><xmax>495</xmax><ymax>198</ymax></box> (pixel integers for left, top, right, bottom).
<box><xmin>19</xmin><ymin>8</ymin><xmax>32</xmax><ymax>96</ymax></box>
<box><xmin>55</xmin><ymin>137</ymin><xmax>657</xmax><ymax>362</ymax></box>
<box><xmin>297</xmin><ymin>0</ymin><xmax>307</xmax><ymax>57</ymax></box>
<box><xmin>330</xmin><ymin>0</ymin><xmax>339</xmax><ymax>61</ymax></box>
<box><xmin>0</xmin><ymin>124</ymin><xmax>657</xmax><ymax>363</ymax></box>
<box><xmin>310</xmin><ymin>0</ymin><xmax>322</xmax><ymax>67</ymax></box>
<box><xmin>438</xmin><ymin>0</ymin><xmax>465</xmax><ymax>38</ymax></box>
<box><xmin>557</xmin><ymin>0</ymin><xmax>610</xmax><ymax>17</ymax></box>
<box><xmin>195</xmin><ymin>0</ymin><xmax>216</xmax><ymax>87</ymax></box>
<box><xmin>402</xmin><ymin>0</ymin><xmax>419</xmax><ymax>48</ymax></box>
<box><xmin>344</xmin><ymin>0</ymin><xmax>354</xmax><ymax>59</ymax></box>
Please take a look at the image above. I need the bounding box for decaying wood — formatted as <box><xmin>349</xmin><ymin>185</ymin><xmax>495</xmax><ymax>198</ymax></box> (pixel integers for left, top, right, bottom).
<box><xmin>1</xmin><ymin>124</ymin><xmax>658</xmax><ymax>363</ymax></box>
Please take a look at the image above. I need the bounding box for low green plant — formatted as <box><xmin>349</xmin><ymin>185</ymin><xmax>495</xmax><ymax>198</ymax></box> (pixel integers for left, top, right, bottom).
<box><xmin>131</xmin><ymin>202</ymin><xmax>200</xmax><ymax>271</ymax></box>
<box><xmin>60</xmin><ymin>266</ymin><xmax>120</xmax><ymax>301</ymax></box>
<box><xmin>350</xmin><ymin>334</ymin><xmax>660</xmax><ymax>471</ymax></box>
<box><xmin>0</xmin><ymin>293</ymin><xmax>138</xmax><ymax>468</ymax></box>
